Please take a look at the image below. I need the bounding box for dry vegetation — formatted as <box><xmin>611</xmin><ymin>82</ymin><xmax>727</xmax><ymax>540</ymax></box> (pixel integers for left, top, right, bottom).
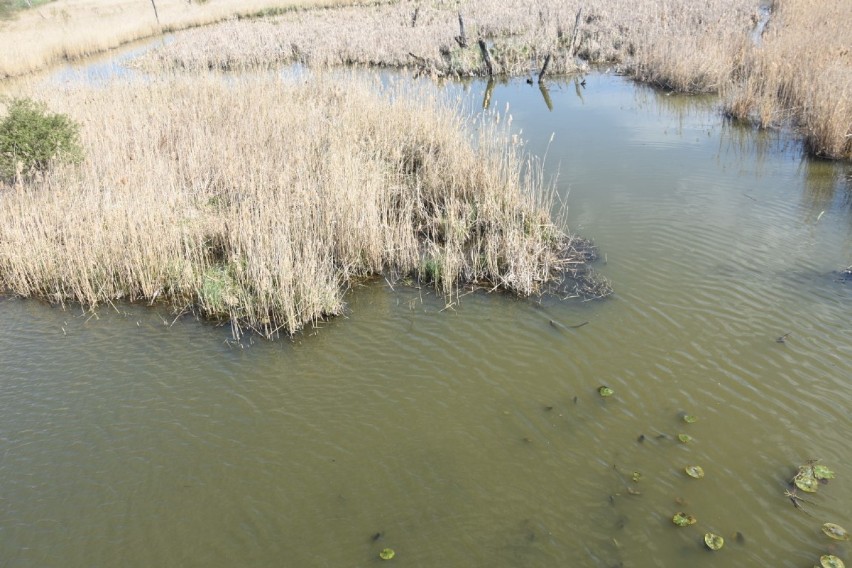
<box><xmin>0</xmin><ymin>0</ymin><xmax>373</xmax><ymax>80</ymax></box>
<box><xmin>133</xmin><ymin>0</ymin><xmax>849</xmax><ymax>160</ymax></box>
<box><xmin>0</xmin><ymin>74</ymin><xmax>604</xmax><ymax>337</ymax></box>
<box><xmin>136</xmin><ymin>0</ymin><xmax>757</xmax><ymax>86</ymax></box>
<box><xmin>724</xmin><ymin>0</ymin><xmax>851</xmax><ymax>160</ymax></box>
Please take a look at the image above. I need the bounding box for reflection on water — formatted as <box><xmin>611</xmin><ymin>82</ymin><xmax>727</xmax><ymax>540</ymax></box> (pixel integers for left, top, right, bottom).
<box><xmin>1</xmin><ymin>56</ymin><xmax>851</xmax><ymax>568</ymax></box>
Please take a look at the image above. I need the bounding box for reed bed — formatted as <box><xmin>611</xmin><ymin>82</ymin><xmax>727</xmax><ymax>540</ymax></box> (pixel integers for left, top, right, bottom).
<box><xmin>723</xmin><ymin>0</ymin><xmax>851</xmax><ymax>160</ymax></box>
<box><xmin>0</xmin><ymin>0</ymin><xmax>372</xmax><ymax>80</ymax></box>
<box><xmin>134</xmin><ymin>0</ymin><xmax>850</xmax><ymax>160</ymax></box>
<box><xmin>0</xmin><ymin>73</ymin><xmax>603</xmax><ymax>337</ymax></box>
<box><xmin>135</xmin><ymin>0</ymin><xmax>757</xmax><ymax>85</ymax></box>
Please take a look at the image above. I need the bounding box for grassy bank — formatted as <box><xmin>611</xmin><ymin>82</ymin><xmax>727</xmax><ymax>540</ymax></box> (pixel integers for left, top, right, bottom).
<box><xmin>0</xmin><ymin>74</ymin><xmax>605</xmax><ymax>337</ymax></box>
<box><xmin>0</xmin><ymin>0</ymin><xmax>372</xmax><ymax>80</ymax></box>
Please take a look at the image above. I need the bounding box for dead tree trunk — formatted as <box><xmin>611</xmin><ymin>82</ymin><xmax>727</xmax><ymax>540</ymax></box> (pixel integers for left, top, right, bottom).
<box><xmin>567</xmin><ymin>7</ymin><xmax>583</xmax><ymax>56</ymax></box>
<box><xmin>477</xmin><ymin>39</ymin><xmax>494</xmax><ymax>76</ymax></box>
<box><xmin>455</xmin><ymin>12</ymin><xmax>468</xmax><ymax>48</ymax></box>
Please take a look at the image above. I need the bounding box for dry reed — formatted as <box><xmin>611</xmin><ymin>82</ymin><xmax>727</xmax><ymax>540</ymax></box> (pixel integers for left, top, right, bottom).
<box><xmin>723</xmin><ymin>0</ymin><xmax>851</xmax><ymax>160</ymax></box>
<box><xmin>0</xmin><ymin>0</ymin><xmax>373</xmax><ymax>80</ymax></box>
<box><xmin>133</xmin><ymin>0</ymin><xmax>849</xmax><ymax>160</ymax></box>
<box><xmin>135</xmin><ymin>0</ymin><xmax>756</xmax><ymax>86</ymax></box>
<box><xmin>0</xmin><ymin>73</ymin><xmax>603</xmax><ymax>337</ymax></box>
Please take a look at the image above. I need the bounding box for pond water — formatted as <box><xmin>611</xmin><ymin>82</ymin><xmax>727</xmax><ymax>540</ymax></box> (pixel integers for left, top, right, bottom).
<box><xmin>1</xmin><ymin>59</ymin><xmax>851</xmax><ymax>567</ymax></box>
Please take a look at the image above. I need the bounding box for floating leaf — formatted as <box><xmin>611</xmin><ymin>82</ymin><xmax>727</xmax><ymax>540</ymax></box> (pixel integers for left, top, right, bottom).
<box><xmin>704</xmin><ymin>533</ymin><xmax>724</xmax><ymax>550</ymax></box>
<box><xmin>599</xmin><ymin>386</ymin><xmax>614</xmax><ymax>397</ymax></box>
<box><xmin>632</xmin><ymin>471</ymin><xmax>642</xmax><ymax>483</ymax></box>
<box><xmin>379</xmin><ymin>548</ymin><xmax>395</xmax><ymax>560</ymax></box>
<box><xmin>821</xmin><ymin>555</ymin><xmax>845</xmax><ymax>568</ymax></box>
<box><xmin>672</xmin><ymin>512</ymin><xmax>697</xmax><ymax>527</ymax></box>
<box><xmin>678</xmin><ymin>434</ymin><xmax>693</xmax><ymax>443</ymax></box>
<box><xmin>794</xmin><ymin>471</ymin><xmax>819</xmax><ymax>493</ymax></box>
<box><xmin>685</xmin><ymin>465</ymin><xmax>705</xmax><ymax>479</ymax></box>
<box><xmin>813</xmin><ymin>465</ymin><xmax>836</xmax><ymax>480</ymax></box>
<box><xmin>822</xmin><ymin>523</ymin><xmax>850</xmax><ymax>541</ymax></box>
<box><xmin>682</xmin><ymin>414</ymin><xmax>698</xmax><ymax>423</ymax></box>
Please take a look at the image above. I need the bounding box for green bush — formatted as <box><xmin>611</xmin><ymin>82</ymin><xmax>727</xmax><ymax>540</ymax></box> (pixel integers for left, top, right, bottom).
<box><xmin>0</xmin><ymin>97</ymin><xmax>83</xmax><ymax>181</ymax></box>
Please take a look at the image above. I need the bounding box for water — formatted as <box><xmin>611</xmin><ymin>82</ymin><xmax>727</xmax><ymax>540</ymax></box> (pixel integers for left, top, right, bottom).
<box><xmin>1</xmin><ymin>62</ymin><xmax>851</xmax><ymax>566</ymax></box>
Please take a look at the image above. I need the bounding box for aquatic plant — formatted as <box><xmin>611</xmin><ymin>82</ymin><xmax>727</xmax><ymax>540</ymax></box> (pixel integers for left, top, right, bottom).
<box><xmin>821</xmin><ymin>555</ymin><xmax>845</xmax><ymax>568</ymax></box>
<box><xmin>822</xmin><ymin>523</ymin><xmax>849</xmax><ymax>541</ymax></box>
<box><xmin>672</xmin><ymin>512</ymin><xmax>697</xmax><ymax>527</ymax></box>
<box><xmin>793</xmin><ymin>460</ymin><xmax>835</xmax><ymax>494</ymax></box>
<box><xmin>704</xmin><ymin>532</ymin><xmax>724</xmax><ymax>551</ymax></box>
<box><xmin>684</xmin><ymin>465</ymin><xmax>704</xmax><ymax>479</ymax></box>
<box><xmin>379</xmin><ymin>548</ymin><xmax>395</xmax><ymax>560</ymax></box>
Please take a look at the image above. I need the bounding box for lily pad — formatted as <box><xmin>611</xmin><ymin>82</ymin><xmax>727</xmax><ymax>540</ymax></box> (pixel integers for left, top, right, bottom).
<box><xmin>685</xmin><ymin>465</ymin><xmax>705</xmax><ymax>479</ymax></box>
<box><xmin>821</xmin><ymin>555</ymin><xmax>845</xmax><ymax>568</ymax></box>
<box><xmin>794</xmin><ymin>471</ymin><xmax>819</xmax><ymax>493</ymax></box>
<box><xmin>704</xmin><ymin>533</ymin><xmax>724</xmax><ymax>550</ymax></box>
<box><xmin>813</xmin><ymin>465</ymin><xmax>836</xmax><ymax>480</ymax></box>
<box><xmin>682</xmin><ymin>414</ymin><xmax>698</xmax><ymax>424</ymax></box>
<box><xmin>632</xmin><ymin>471</ymin><xmax>642</xmax><ymax>483</ymax></box>
<box><xmin>599</xmin><ymin>386</ymin><xmax>614</xmax><ymax>397</ymax></box>
<box><xmin>672</xmin><ymin>512</ymin><xmax>697</xmax><ymax>527</ymax></box>
<box><xmin>379</xmin><ymin>548</ymin><xmax>395</xmax><ymax>560</ymax></box>
<box><xmin>678</xmin><ymin>434</ymin><xmax>693</xmax><ymax>443</ymax></box>
<box><xmin>822</xmin><ymin>523</ymin><xmax>850</xmax><ymax>541</ymax></box>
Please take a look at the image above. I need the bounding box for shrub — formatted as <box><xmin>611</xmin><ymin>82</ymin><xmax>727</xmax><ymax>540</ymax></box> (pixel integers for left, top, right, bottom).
<box><xmin>0</xmin><ymin>97</ymin><xmax>83</xmax><ymax>181</ymax></box>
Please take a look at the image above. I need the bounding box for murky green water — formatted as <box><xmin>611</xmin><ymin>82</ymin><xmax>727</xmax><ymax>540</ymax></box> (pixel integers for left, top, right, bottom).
<box><xmin>1</xmin><ymin>66</ymin><xmax>851</xmax><ymax>567</ymax></box>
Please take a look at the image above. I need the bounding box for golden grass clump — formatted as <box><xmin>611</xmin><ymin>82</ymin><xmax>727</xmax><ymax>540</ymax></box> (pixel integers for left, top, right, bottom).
<box><xmin>0</xmin><ymin>73</ymin><xmax>603</xmax><ymax>337</ymax></box>
<box><xmin>724</xmin><ymin>0</ymin><xmax>851</xmax><ymax>160</ymax></box>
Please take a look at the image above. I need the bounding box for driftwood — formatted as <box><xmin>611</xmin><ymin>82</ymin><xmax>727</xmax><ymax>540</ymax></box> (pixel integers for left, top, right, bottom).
<box><xmin>478</xmin><ymin>39</ymin><xmax>494</xmax><ymax>76</ymax></box>
<box><xmin>455</xmin><ymin>12</ymin><xmax>468</xmax><ymax>48</ymax></box>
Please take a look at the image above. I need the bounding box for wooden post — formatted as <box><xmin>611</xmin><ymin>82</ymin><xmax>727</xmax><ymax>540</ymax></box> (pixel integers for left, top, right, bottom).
<box><xmin>538</xmin><ymin>53</ymin><xmax>552</xmax><ymax>84</ymax></box>
<box><xmin>411</xmin><ymin>6</ymin><xmax>419</xmax><ymax>28</ymax></box>
<box><xmin>477</xmin><ymin>39</ymin><xmax>494</xmax><ymax>76</ymax></box>
<box><xmin>455</xmin><ymin>12</ymin><xmax>468</xmax><ymax>48</ymax></box>
<box><xmin>567</xmin><ymin>7</ymin><xmax>583</xmax><ymax>56</ymax></box>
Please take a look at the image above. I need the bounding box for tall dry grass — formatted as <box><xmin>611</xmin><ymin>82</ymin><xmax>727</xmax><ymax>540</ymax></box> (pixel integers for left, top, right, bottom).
<box><xmin>724</xmin><ymin>0</ymin><xmax>851</xmax><ymax>160</ymax></box>
<box><xmin>135</xmin><ymin>0</ymin><xmax>850</xmax><ymax>159</ymax></box>
<box><xmin>0</xmin><ymin>73</ymin><xmax>602</xmax><ymax>337</ymax></box>
<box><xmin>135</xmin><ymin>0</ymin><xmax>757</xmax><ymax>85</ymax></box>
<box><xmin>0</xmin><ymin>0</ymin><xmax>373</xmax><ymax>79</ymax></box>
